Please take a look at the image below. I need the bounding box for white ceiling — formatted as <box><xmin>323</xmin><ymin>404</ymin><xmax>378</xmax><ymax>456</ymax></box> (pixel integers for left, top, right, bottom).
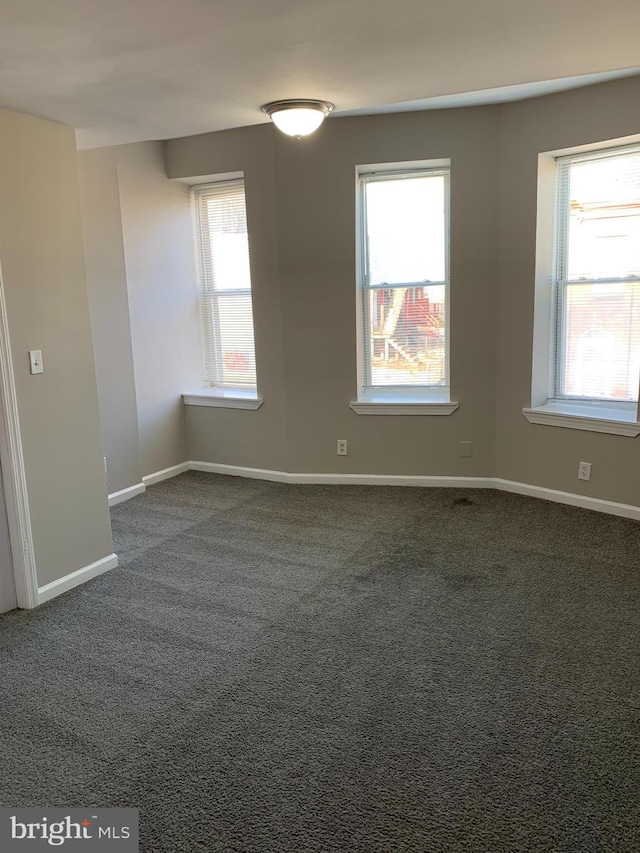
<box><xmin>0</xmin><ymin>0</ymin><xmax>637</xmax><ymax>148</ymax></box>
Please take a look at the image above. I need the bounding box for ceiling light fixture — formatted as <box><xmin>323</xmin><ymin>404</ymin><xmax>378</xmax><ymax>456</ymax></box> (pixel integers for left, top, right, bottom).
<box><xmin>261</xmin><ymin>99</ymin><xmax>334</xmax><ymax>138</ymax></box>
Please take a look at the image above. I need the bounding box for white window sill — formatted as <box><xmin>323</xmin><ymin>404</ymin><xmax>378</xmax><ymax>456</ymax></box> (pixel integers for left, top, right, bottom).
<box><xmin>183</xmin><ymin>388</ymin><xmax>263</xmax><ymax>410</ymax></box>
<box><xmin>350</xmin><ymin>391</ymin><xmax>458</xmax><ymax>416</ymax></box>
<box><xmin>523</xmin><ymin>401</ymin><xmax>640</xmax><ymax>437</ymax></box>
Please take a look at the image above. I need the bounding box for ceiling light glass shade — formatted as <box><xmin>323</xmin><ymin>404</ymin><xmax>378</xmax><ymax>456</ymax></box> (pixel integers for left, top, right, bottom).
<box><xmin>261</xmin><ymin>99</ymin><xmax>334</xmax><ymax>137</ymax></box>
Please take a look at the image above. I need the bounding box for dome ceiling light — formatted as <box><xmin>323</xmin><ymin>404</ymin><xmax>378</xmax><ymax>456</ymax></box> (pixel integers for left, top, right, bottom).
<box><xmin>261</xmin><ymin>99</ymin><xmax>334</xmax><ymax>138</ymax></box>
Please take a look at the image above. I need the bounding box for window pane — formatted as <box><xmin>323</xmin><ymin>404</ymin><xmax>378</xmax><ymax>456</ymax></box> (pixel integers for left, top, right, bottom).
<box><xmin>204</xmin><ymin>292</ymin><xmax>257</xmax><ymax>387</ymax></box>
<box><xmin>567</xmin><ymin>152</ymin><xmax>640</xmax><ymax>280</ymax></box>
<box><xmin>195</xmin><ymin>180</ymin><xmax>258</xmax><ymax>388</ymax></box>
<box><xmin>208</xmin><ymin>231</ymin><xmax>251</xmax><ymax>292</ymax></box>
<box><xmin>367</xmin><ymin>285</ymin><xmax>446</xmax><ymax>387</ymax></box>
<box><xmin>561</xmin><ymin>281</ymin><xmax>640</xmax><ymax>400</ymax></box>
<box><xmin>365</xmin><ymin>175</ymin><xmax>445</xmax><ymax>285</ymax></box>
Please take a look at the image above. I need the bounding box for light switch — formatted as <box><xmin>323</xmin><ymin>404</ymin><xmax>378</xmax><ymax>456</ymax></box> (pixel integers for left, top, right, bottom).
<box><xmin>29</xmin><ymin>350</ymin><xmax>43</xmax><ymax>375</ymax></box>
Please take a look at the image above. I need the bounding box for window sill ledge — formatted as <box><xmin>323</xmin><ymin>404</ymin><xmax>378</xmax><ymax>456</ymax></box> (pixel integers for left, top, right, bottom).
<box><xmin>523</xmin><ymin>403</ymin><xmax>640</xmax><ymax>437</ymax></box>
<box><xmin>183</xmin><ymin>389</ymin><xmax>263</xmax><ymax>410</ymax></box>
<box><xmin>350</xmin><ymin>399</ymin><xmax>459</xmax><ymax>416</ymax></box>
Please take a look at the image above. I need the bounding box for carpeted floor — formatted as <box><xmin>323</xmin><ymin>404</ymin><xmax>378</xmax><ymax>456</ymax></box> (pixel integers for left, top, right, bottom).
<box><xmin>1</xmin><ymin>471</ymin><xmax>639</xmax><ymax>852</ymax></box>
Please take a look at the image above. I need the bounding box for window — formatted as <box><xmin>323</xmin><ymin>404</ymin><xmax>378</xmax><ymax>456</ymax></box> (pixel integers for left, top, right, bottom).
<box><xmin>525</xmin><ymin>142</ymin><xmax>640</xmax><ymax>435</ymax></box>
<box><xmin>555</xmin><ymin>146</ymin><xmax>640</xmax><ymax>403</ymax></box>
<box><xmin>193</xmin><ymin>179</ymin><xmax>257</xmax><ymax>390</ymax></box>
<box><xmin>352</xmin><ymin>163</ymin><xmax>456</xmax><ymax>414</ymax></box>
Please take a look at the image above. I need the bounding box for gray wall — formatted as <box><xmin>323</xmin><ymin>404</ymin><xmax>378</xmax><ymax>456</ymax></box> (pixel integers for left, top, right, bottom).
<box><xmin>0</xmin><ymin>108</ymin><xmax>113</xmax><ymax>587</ymax></box>
<box><xmin>166</xmin><ymin>110</ymin><xmax>499</xmax><ymax>477</ymax></box>
<box><xmin>79</xmin><ymin>141</ymin><xmax>202</xmax><ymax>486</ymax></box>
<box><xmin>116</xmin><ymin>141</ymin><xmax>202</xmax><ymax>478</ymax></box>
<box><xmin>496</xmin><ymin>74</ymin><xmax>640</xmax><ymax>506</ymax></box>
<box><xmin>166</xmin><ymin>126</ymin><xmax>289</xmax><ymax>472</ymax></box>
<box><xmin>78</xmin><ymin>147</ymin><xmax>142</xmax><ymax>495</ymax></box>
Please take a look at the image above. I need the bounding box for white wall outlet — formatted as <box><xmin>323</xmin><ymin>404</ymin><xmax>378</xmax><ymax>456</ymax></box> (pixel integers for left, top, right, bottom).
<box><xmin>578</xmin><ymin>461</ymin><xmax>592</xmax><ymax>482</ymax></box>
<box><xmin>460</xmin><ymin>441</ymin><xmax>473</xmax><ymax>458</ymax></box>
<box><xmin>337</xmin><ymin>439</ymin><xmax>348</xmax><ymax>456</ymax></box>
<box><xmin>28</xmin><ymin>350</ymin><xmax>43</xmax><ymax>375</ymax></box>
<box><xmin>104</xmin><ymin>457</ymin><xmax>108</xmax><ymax>474</ymax></box>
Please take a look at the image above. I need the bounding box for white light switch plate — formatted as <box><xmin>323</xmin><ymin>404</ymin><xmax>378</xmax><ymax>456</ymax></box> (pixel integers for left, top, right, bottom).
<box><xmin>29</xmin><ymin>350</ymin><xmax>43</xmax><ymax>375</ymax></box>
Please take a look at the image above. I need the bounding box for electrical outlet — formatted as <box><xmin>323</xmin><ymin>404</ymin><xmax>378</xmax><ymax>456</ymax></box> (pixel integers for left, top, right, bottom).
<box><xmin>578</xmin><ymin>461</ymin><xmax>591</xmax><ymax>482</ymax></box>
<box><xmin>337</xmin><ymin>439</ymin><xmax>348</xmax><ymax>456</ymax></box>
<box><xmin>104</xmin><ymin>457</ymin><xmax>108</xmax><ymax>474</ymax></box>
<box><xmin>460</xmin><ymin>441</ymin><xmax>473</xmax><ymax>458</ymax></box>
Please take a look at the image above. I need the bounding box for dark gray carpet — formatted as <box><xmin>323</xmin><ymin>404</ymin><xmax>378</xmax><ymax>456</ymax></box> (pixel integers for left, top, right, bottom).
<box><xmin>1</xmin><ymin>472</ymin><xmax>639</xmax><ymax>852</ymax></box>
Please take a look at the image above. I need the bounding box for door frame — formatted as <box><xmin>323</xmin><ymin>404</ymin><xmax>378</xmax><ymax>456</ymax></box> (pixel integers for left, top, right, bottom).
<box><xmin>0</xmin><ymin>261</ymin><xmax>38</xmax><ymax>609</ymax></box>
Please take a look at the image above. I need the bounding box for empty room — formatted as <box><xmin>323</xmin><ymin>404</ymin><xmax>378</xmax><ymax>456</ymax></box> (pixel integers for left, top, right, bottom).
<box><xmin>0</xmin><ymin>1</ymin><xmax>639</xmax><ymax>851</ymax></box>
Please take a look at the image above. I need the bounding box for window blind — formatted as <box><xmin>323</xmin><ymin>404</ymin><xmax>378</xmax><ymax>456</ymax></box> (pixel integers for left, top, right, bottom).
<box><xmin>554</xmin><ymin>145</ymin><xmax>640</xmax><ymax>402</ymax></box>
<box><xmin>359</xmin><ymin>169</ymin><xmax>450</xmax><ymax>391</ymax></box>
<box><xmin>193</xmin><ymin>180</ymin><xmax>257</xmax><ymax>388</ymax></box>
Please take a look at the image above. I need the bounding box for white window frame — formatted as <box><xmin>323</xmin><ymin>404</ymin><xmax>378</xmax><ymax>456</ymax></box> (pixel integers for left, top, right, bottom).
<box><xmin>351</xmin><ymin>160</ymin><xmax>458</xmax><ymax>416</ymax></box>
<box><xmin>185</xmin><ymin>175</ymin><xmax>262</xmax><ymax>411</ymax></box>
<box><xmin>525</xmin><ymin>140</ymin><xmax>640</xmax><ymax>436</ymax></box>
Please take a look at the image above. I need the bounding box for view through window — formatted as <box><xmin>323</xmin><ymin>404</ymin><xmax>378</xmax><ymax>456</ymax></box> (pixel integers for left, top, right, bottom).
<box><xmin>359</xmin><ymin>167</ymin><xmax>449</xmax><ymax>392</ymax></box>
<box><xmin>556</xmin><ymin>147</ymin><xmax>640</xmax><ymax>402</ymax></box>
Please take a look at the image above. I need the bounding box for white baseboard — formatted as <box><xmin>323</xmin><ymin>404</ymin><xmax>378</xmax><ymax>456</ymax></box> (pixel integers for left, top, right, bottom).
<box><xmin>189</xmin><ymin>460</ymin><xmax>640</xmax><ymax>521</ymax></box>
<box><xmin>190</xmin><ymin>461</ymin><xmax>492</xmax><ymax>488</ymax></box>
<box><xmin>143</xmin><ymin>462</ymin><xmax>190</xmax><ymax>487</ymax></box>
<box><xmin>287</xmin><ymin>473</ymin><xmax>493</xmax><ymax>488</ymax></box>
<box><xmin>190</xmin><ymin>461</ymin><xmax>289</xmax><ymax>483</ymax></box>
<box><xmin>38</xmin><ymin>553</ymin><xmax>119</xmax><ymax>605</ymax></box>
<box><xmin>108</xmin><ymin>482</ymin><xmax>145</xmax><ymax>507</ymax></box>
<box><xmin>106</xmin><ymin>463</ymin><xmax>191</xmax><ymax>510</ymax></box>
<box><xmin>494</xmin><ymin>478</ymin><xmax>640</xmax><ymax>521</ymax></box>
<box><xmin>105</xmin><ymin>460</ymin><xmax>640</xmax><ymax>522</ymax></box>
